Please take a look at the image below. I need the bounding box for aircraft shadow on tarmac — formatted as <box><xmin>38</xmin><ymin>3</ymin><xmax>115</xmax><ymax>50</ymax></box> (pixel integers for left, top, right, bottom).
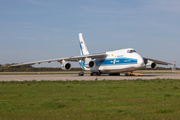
<box><xmin>76</xmin><ymin>74</ymin><xmax>159</xmax><ymax>77</ymax></box>
<box><xmin>139</xmin><ymin>74</ymin><xmax>159</xmax><ymax>77</ymax></box>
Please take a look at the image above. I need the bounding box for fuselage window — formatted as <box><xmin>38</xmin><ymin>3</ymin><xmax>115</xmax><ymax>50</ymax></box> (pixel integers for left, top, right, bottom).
<box><xmin>127</xmin><ymin>50</ymin><xmax>136</xmax><ymax>53</ymax></box>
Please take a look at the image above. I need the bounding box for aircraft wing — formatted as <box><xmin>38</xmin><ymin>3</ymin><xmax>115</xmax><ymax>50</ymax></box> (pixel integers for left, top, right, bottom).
<box><xmin>143</xmin><ymin>57</ymin><xmax>172</xmax><ymax>65</ymax></box>
<box><xmin>10</xmin><ymin>53</ymin><xmax>107</xmax><ymax>67</ymax></box>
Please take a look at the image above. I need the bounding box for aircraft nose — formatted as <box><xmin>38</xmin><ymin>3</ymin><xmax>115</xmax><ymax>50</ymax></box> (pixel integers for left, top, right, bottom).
<box><xmin>138</xmin><ymin>56</ymin><xmax>144</xmax><ymax>67</ymax></box>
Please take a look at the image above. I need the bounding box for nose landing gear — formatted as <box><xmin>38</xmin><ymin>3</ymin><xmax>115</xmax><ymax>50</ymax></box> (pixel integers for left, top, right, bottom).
<box><xmin>125</xmin><ymin>72</ymin><xmax>130</xmax><ymax>76</ymax></box>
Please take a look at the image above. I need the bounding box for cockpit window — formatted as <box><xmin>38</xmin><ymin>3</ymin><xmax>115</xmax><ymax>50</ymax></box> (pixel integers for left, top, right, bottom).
<box><xmin>127</xmin><ymin>50</ymin><xmax>136</xmax><ymax>53</ymax></box>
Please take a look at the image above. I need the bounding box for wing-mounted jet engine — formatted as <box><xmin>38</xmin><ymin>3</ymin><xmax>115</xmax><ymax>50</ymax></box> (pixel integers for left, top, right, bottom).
<box><xmin>84</xmin><ymin>58</ymin><xmax>96</xmax><ymax>68</ymax></box>
<box><xmin>61</xmin><ymin>60</ymin><xmax>71</xmax><ymax>70</ymax></box>
<box><xmin>145</xmin><ymin>59</ymin><xmax>157</xmax><ymax>69</ymax></box>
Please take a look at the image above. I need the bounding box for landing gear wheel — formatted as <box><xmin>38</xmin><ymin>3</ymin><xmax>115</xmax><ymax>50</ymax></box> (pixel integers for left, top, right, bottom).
<box><xmin>78</xmin><ymin>71</ymin><xmax>84</xmax><ymax>76</ymax></box>
<box><xmin>109</xmin><ymin>73</ymin><xmax>120</xmax><ymax>76</ymax></box>
<box><xmin>91</xmin><ymin>72</ymin><xmax>100</xmax><ymax>76</ymax></box>
<box><xmin>93</xmin><ymin>72</ymin><xmax>97</xmax><ymax>76</ymax></box>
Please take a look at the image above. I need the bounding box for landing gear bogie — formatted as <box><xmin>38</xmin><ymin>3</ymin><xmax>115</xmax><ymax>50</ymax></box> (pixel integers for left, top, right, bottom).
<box><xmin>109</xmin><ymin>73</ymin><xmax>120</xmax><ymax>76</ymax></box>
<box><xmin>90</xmin><ymin>72</ymin><xmax>101</xmax><ymax>76</ymax></box>
<box><xmin>78</xmin><ymin>71</ymin><xmax>84</xmax><ymax>76</ymax></box>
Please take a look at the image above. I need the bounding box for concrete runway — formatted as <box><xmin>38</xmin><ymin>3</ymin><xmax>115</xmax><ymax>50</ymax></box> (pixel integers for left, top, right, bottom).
<box><xmin>0</xmin><ymin>74</ymin><xmax>180</xmax><ymax>81</ymax></box>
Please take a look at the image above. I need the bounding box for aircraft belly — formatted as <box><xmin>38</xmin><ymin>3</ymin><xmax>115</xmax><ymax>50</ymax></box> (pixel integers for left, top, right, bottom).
<box><xmin>98</xmin><ymin>64</ymin><xmax>140</xmax><ymax>74</ymax></box>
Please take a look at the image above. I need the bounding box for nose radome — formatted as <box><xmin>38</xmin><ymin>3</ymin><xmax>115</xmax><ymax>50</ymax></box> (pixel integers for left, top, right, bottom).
<box><xmin>138</xmin><ymin>56</ymin><xmax>144</xmax><ymax>67</ymax></box>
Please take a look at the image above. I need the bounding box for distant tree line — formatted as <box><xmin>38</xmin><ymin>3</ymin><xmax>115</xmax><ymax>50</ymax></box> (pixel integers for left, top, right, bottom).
<box><xmin>0</xmin><ymin>63</ymin><xmax>83</xmax><ymax>72</ymax></box>
<box><xmin>0</xmin><ymin>63</ymin><xmax>178</xmax><ymax>72</ymax></box>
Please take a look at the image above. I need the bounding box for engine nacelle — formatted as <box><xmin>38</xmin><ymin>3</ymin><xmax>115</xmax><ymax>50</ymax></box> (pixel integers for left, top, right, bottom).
<box><xmin>61</xmin><ymin>62</ymin><xmax>71</xmax><ymax>70</ymax></box>
<box><xmin>146</xmin><ymin>60</ymin><xmax>157</xmax><ymax>69</ymax></box>
<box><xmin>85</xmin><ymin>60</ymin><xmax>96</xmax><ymax>68</ymax></box>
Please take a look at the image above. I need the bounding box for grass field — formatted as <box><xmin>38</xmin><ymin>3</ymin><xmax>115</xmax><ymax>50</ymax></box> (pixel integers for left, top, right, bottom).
<box><xmin>1</xmin><ymin>79</ymin><xmax>180</xmax><ymax>119</ymax></box>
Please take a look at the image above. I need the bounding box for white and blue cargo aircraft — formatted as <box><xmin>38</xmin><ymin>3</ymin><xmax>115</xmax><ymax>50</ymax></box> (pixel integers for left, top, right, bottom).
<box><xmin>11</xmin><ymin>33</ymin><xmax>172</xmax><ymax>76</ymax></box>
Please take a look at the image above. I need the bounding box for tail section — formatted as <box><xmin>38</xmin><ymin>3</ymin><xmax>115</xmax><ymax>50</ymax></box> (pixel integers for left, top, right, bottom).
<box><xmin>79</xmin><ymin>33</ymin><xmax>89</xmax><ymax>55</ymax></box>
<box><xmin>79</xmin><ymin>33</ymin><xmax>89</xmax><ymax>70</ymax></box>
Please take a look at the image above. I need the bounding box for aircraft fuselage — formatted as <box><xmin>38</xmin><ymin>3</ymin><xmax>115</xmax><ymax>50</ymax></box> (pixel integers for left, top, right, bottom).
<box><xmin>79</xmin><ymin>48</ymin><xmax>144</xmax><ymax>74</ymax></box>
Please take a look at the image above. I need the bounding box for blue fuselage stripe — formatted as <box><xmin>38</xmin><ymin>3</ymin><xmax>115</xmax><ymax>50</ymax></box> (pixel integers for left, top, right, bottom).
<box><xmin>100</xmin><ymin>58</ymin><xmax>137</xmax><ymax>66</ymax></box>
<box><xmin>79</xmin><ymin>57</ymin><xmax>138</xmax><ymax>69</ymax></box>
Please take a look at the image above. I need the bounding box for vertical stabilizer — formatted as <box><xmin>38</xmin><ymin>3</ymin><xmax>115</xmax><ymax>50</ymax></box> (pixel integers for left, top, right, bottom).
<box><xmin>79</xmin><ymin>33</ymin><xmax>89</xmax><ymax>55</ymax></box>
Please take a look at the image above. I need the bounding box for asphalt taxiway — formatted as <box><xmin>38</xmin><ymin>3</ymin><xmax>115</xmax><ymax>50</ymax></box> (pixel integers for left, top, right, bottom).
<box><xmin>0</xmin><ymin>74</ymin><xmax>180</xmax><ymax>81</ymax></box>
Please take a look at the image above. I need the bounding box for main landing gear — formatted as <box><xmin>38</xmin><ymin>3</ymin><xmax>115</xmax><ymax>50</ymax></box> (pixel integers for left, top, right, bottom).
<box><xmin>109</xmin><ymin>73</ymin><xmax>120</xmax><ymax>76</ymax></box>
<box><xmin>90</xmin><ymin>72</ymin><xmax>101</xmax><ymax>76</ymax></box>
<box><xmin>90</xmin><ymin>72</ymin><xmax>120</xmax><ymax>76</ymax></box>
<box><xmin>89</xmin><ymin>72</ymin><xmax>143</xmax><ymax>76</ymax></box>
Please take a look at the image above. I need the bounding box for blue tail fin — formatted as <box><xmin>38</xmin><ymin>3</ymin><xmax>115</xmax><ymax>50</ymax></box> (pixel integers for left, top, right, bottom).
<box><xmin>79</xmin><ymin>33</ymin><xmax>89</xmax><ymax>55</ymax></box>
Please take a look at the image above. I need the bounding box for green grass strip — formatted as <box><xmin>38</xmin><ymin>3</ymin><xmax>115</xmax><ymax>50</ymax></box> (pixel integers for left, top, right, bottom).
<box><xmin>0</xmin><ymin>79</ymin><xmax>180</xmax><ymax>119</ymax></box>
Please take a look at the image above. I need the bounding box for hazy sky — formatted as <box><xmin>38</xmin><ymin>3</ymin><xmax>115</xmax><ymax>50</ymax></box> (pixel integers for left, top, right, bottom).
<box><xmin>0</xmin><ymin>0</ymin><xmax>179</xmax><ymax>67</ymax></box>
